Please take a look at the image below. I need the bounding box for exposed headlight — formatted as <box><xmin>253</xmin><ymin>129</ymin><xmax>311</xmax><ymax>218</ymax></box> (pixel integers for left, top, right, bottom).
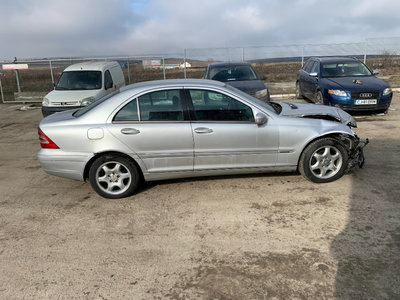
<box><xmin>42</xmin><ymin>97</ymin><xmax>49</xmax><ymax>106</ymax></box>
<box><xmin>255</xmin><ymin>88</ymin><xmax>268</xmax><ymax>98</ymax></box>
<box><xmin>81</xmin><ymin>96</ymin><xmax>95</xmax><ymax>106</ymax></box>
<box><xmin>383</xmin><ymin>87</ymin><xmax>392</xmax><ymax>96</ymax></box>
<box><xmin>328</xmin><ymin>89</ymin><xmax>347</xmax><ymax>97</ymax></box>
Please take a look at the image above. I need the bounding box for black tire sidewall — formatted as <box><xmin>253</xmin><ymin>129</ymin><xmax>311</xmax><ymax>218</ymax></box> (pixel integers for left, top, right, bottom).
<box><xmin>89</xmin><ymin>155</ymin><xmax>139</xmax><ymax>199</ymax></box>
<box><xmin>299</xmin><ymin>138</ymin><xmax>348</xmax><ymax>183</ymax></box>
<box><xmin>296</xmin><ymin>82</ymin><xmax>302</xmax><ymax>99</ymax></box>
<box><xmin>315</xmin><ymin>91</ymin><xmax>323</xmax><ymax>104</ymax></box>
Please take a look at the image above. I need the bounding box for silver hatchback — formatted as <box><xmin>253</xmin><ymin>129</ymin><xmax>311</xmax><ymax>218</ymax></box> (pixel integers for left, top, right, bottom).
<box><xmin>38</xmin><ymin>79</ymin><xmax>368</xmax><ymax>198</ymax></box>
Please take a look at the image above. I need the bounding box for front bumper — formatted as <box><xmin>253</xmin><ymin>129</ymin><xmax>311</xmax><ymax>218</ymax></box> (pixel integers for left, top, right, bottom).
<box><xmin>42</xmin><ymin>105</ymin><xmax>82</xmax><ymax>117</ymax></box>
<box><xmin>327</xmin><ymin>93</ymin><xmax>392</xmax><ymax>112</ymax></box>
<box><xmin>346</xmin><ymin>136</ymin><xmax>369</xmax><ymax>172</ymax></box>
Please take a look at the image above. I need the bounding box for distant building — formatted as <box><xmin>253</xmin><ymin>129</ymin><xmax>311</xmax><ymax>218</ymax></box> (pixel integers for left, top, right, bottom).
<box><xmin>179</xmin><ymin>62</ymin><xmax>191</xmax><ymax>69</ymax></box>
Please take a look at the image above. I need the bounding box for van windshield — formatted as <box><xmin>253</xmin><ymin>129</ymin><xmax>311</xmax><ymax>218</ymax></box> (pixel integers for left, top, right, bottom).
<box><xmin>56</xmin><ymin>71</ymin><xmax>102</xmax><ymax>90</ymax></box>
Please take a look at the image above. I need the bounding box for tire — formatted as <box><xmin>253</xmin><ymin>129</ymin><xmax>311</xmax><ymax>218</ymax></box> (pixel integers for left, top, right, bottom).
<box><xmin>314</xmin><ymin>90</ymin><xmax>323</xmax><ymax>104</ymax></box>
<box><xmin>295</xmin><ymin>82</ymin><xmax>303</xmax><ymax>99</ymax></box>
<box><xmin>299</xmin><ymin>138</ymin><xmax>348</xmax><ymax>183</ymax></box>
<box><xmin>89</xmin><ymin>154</ymin><xmax>140</xmax><ymax>199</ymax></box>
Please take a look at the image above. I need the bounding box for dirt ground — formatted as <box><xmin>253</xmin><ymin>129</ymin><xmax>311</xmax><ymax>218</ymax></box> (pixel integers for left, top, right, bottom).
<box><xmin>0</xmin><ymin>94</ymin><xmax>399</xmax><ymax>299</ymax></box>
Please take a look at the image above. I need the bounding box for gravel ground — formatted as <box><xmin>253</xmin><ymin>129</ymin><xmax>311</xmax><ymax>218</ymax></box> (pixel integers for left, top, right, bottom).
<box><xmin>0</xmin><ymin>94</ymin><xmax>399</xmax><ymax>299</ymax></box>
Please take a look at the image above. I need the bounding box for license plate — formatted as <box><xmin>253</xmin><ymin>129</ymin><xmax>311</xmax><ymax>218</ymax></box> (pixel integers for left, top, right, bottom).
<box><xmin>354</xmin><ymin>99</ymin><xmax>377</xmax><ymax>105</ymax></box>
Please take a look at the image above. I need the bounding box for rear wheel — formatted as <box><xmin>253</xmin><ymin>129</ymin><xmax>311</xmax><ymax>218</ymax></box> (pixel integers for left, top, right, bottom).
<box><xmin>314</xmin><ymin>90</ymin><xmax>323</xmax><ymax>104</ymax></box>
<box><xmin>89</xmin><ymin>154</ymin><xmax>140</xmax><ymax>199</ymax></box>
<box><xmin>299</xmin><ymin>138</ymin><xmax>348</xmax><ymax>183</ymax></box>
<box><xmin>295</xmin><ymin>82</ymin><xmax>303</xmax><ymax>99</ymax></box>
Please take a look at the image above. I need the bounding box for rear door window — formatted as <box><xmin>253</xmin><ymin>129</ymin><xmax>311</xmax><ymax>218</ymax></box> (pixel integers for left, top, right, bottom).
<box><xmin>114</xmin><ymin>89</ymin><xmax>184</xmax><ymax>122</ymax></box>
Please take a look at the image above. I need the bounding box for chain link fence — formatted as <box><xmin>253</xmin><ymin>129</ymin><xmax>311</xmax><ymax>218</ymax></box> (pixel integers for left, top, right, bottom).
<box><xmin>1</xmin><ymin>37</ymin><xmax>400</xmax><ymax>102</ymax></box>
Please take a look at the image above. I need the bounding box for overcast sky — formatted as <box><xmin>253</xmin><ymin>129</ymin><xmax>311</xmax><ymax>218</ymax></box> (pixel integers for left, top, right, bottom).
<box><xmin>1</xmin><ymin>0</ymin><xmax>400</xmax><ymax>61</ymax></box>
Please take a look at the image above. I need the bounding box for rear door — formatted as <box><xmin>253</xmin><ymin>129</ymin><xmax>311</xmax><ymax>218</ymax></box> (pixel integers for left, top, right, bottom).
<box><xmin>108</xmin><ymin>88</ymin><xmax>194</xmax><ymax>173</ymax></box>
<box><xmin>302</xmin><ymin>61</ymin><xmax>320</xmax><ymax>99</ymax></box>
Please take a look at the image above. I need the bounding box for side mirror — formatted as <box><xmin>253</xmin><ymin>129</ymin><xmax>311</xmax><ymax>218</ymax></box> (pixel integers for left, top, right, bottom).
<box><xmin>260</xmin><ymin>75</ymin><xmax>267</xmax><ymax>80</ymax></box>
<box><xmin>372</xmin><ymin>69</ymin><xmax>379</xmax><ymax>75</ymax></box>
<box><xmin>309</xmin><ymin>72</ymin><xmax>318</xmax><ymax>77</ymax></box>
<box><xmin>255</xmin><ymin>113</ymin><xmax>268</xmax><ymax>126</ymax></box>
<box><xmin>50</xmin><ymin>82</ymin><xmax>56</xmax><ymax>89</ymax></box>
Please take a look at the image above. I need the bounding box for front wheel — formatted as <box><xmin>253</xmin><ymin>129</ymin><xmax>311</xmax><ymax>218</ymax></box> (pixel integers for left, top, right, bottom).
<box><xmin>299</xmin><ymin>138</ymin><xmax>348</xmax><ymax>183</ymax></box>
<box><xmin>89</xmin><ymin>154</ymin><xmax>140</xmax><ymax>199</ymax></box>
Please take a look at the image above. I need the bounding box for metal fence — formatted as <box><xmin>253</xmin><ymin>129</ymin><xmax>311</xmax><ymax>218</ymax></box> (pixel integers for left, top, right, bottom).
<box><xmin>1</xmin><ymin>37</ymin><xmax>400</xmax><ymax>103</ymax></box>
<box><xmin>184</xmin><ymin>37</ymin><xmax>400</xmax><ymax>67</ymax></box>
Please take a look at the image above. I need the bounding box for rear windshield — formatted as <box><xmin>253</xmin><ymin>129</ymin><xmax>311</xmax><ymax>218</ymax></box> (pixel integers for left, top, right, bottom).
<box><xmin>321</xmin><ymin>61</ymin><xmax>372</xmax><ymax>77</ymax></box>
<box><xmin>208</xmin><ymin>65</ymin><xmax>258</xmax><ymax>82</ymax></box>
<box><xmin>56</xmin><ymin>71</ymin><xmax>102</xmax><ymax>90</ymax></box>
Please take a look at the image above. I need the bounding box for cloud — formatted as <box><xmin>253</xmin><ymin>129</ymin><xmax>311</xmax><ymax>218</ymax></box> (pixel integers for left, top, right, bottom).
<box><xmin>0</xmin><ymin>0</ymin><xmax>400</xmax><ymax>60</ymax></box>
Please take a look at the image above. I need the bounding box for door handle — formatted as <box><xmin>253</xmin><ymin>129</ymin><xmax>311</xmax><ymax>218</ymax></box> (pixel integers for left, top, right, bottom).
<box><xmin>121</xmin><ymin>128</ymin><xmax>140</xmax><ymax>135</ymax></box>
<box><xmin>194</xmin><ymin>127</ymin><xmax>213</xmax><ymax>134</ymax></box>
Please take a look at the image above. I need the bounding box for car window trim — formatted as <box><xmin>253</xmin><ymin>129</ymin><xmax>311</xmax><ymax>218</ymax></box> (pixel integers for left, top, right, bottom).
<box><xmin>111</xmin><ymin>87</ymin><xmax>191</xmax><ymax>123</ymax></box>
<box><xmin>183</xmin><ymin>87</ymin><xmax>257</xmax><ymax>123</ymax></box>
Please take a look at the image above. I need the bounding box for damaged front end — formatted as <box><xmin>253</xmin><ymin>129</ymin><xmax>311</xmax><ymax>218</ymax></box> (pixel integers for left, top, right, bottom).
<box><xmin>341</xmin><ymin>134</ymin><xmax>369</xmax><ymax>172</ymax></box>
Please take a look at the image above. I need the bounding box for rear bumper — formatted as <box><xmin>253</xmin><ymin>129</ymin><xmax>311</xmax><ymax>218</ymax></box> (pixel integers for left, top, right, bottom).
<box><xmin>42</xmin><ymin>105</ymin><xmax>82</xmax><ymax>117</ymax></box>
<box><xmin>37</xmin><ymin>149</ymin><xmax>92</xmax><ymax>181</ymax></box>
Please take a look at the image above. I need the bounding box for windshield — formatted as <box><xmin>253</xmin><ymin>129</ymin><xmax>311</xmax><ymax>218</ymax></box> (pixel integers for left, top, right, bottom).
<box><xmin>209</xmin><ymin>65</ymin><xmax>258</xmax><ymax>82</ymax></box>
<box><xmin>321</xmin><ymin>61</ymin><xmax>372</xmax><ymax>78</ymax></box>
<box><xmin>56</xmin><ymin>71</ymin><xmax>102</xmax><ymax>90</ymax></box>
<box><xmin>73</xmin><ymin>91</ymin><xmax>119</xmax><ymax>117</ymax></box>
<box><xmin>224</xmin><ymin>84</ymin><xmax>277</xmax><ymax>114</ymax></box>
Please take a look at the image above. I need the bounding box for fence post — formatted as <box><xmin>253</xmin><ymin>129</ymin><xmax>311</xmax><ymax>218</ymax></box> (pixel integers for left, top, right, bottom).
<box><xmin>184</xmin><ymin>49</ymin><xmax>187</xmax><ymax>79</ymax></box>
<box><xmin>49</xmin><ymin>60</ymin><xmax>55</xmax><ymax>87</ymax></box>
<box><xmin>162</xmin><ymin>57</ymin><xmax>166</xmax><ymax>80</ymax></box>
<box><xmin>364</xmin><ymin>40</ymin><xmax>368</xmax><ymax>64</ymax></box>
<box><xmin>301</xmin><ymin>46</ymin><xmax>304</xmax><ymax>67</ymax></box>
<box><xmin>15</xmin><ymin>70</ymin><xmax>21</xmax><ymax>93</ymax></box>
<box><xmin>0</xmin><ymin>73</ymin><xmax>4</xmax><ymax>103</ymax></box>
<box><xmin>14</xmin><ymin>57</ymin><xmax>22</xmax><ymax>93</ymax></box>
<box><xmin>242</xmin><ymin>47</ymin><xmax>245</xmax><ymax>62</ymax></box>
<box><xmin>127</xmin><ymin>57</ymin><xmax>131</xmax><ymax>84</ymax></box>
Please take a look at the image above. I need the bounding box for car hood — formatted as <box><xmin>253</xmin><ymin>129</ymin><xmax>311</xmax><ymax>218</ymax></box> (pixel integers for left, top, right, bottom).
<box><xmin>45</xmin><ymin>89</ymin><xmax>101</xmax><ymax>102</ymax></box>
<box><xmin>278</xmin><ymin>102</ymin><xmax>357</xmax><ymax>127</ymax></box>
<box><xmin>324</xmin><ymin>76</ymin><xmax>389</xmax><ymax>91</ymax></box>
<box><xmin>225</xmin><ymin>80</ymin><xmax>266</xmax><ymax>92</ymax></box>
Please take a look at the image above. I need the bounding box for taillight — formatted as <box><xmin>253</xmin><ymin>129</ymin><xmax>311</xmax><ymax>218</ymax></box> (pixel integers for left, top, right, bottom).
<box><xmin>38</xmin><ymin>128</ymin><xmax>59</xmax><ymax>149</ymax></box>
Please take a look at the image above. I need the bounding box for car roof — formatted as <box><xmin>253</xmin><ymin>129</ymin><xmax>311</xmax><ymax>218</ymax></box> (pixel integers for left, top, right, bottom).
<box><xmin>64</xmin><ymin>60</ymin><xmax>119</xmax><ymax>72</ymax></box>
<box><xmin>207</xmin><ymin>62</ymin><xmax>252</xmax><ymax>68</ymax></box>
<box><xmin>120</xmin><ymin>78</ymin><xmax>227</xmax><ymax>93</ymax></box>
<box><xmin>308</xmin><ymin>56</ymin><xmax>359</xmax><ymax>64</ymax></box>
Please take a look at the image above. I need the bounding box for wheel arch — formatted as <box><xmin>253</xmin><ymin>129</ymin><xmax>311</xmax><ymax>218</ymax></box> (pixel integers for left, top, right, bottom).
<box><xmin>296</xmin><ymin>132</ymin><xmax>354</xmax><ymax>171</ymax></box>
<box><xmin>83</xmin><ymin>151</ymin><xmax>144</xmax><ymax>182</ymax></box>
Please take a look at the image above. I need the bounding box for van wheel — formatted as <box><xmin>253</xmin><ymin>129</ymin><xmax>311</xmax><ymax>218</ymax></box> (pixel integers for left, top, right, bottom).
<box><xmin>89</xmin><ymin>154</ymin><xmax>140</xmax><ymax>199</ymax></box>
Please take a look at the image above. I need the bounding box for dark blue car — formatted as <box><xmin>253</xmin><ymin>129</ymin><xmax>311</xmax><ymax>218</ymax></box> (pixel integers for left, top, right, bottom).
<box><xmin>204</xmin><ymin>62</ymin><xmax>270</xmax><ymax>102</ymax></box>
<box><xmin>296</xmin><ymin>57</ymin><xmax>392</xmax><ymax>113</ymax></box>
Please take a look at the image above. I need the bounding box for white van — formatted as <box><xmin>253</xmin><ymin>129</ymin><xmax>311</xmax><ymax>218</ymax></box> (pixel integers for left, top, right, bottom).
<box><xmin>42</xmin><ymin>61</ymin><xmax>125</xmax><ymax>117</ymax></box>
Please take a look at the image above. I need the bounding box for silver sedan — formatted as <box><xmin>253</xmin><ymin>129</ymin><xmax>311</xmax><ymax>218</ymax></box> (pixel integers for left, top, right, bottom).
<box><xmin>38</xmin><ymin>79</ymin><xmax>368</xmax><ymax>199</ymax></box>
